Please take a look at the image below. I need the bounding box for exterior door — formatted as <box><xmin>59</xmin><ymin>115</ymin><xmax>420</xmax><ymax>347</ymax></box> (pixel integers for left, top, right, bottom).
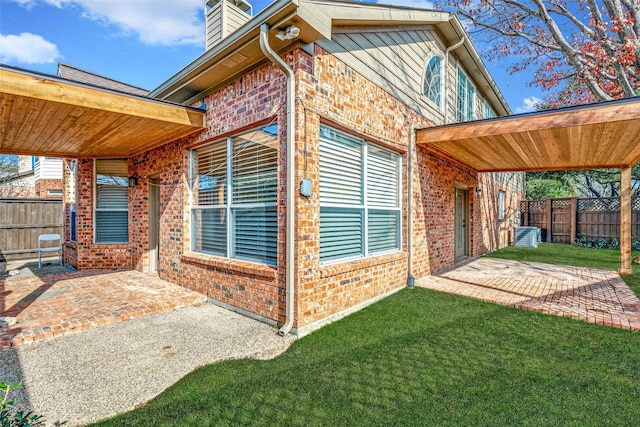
<box><xmin>148</xmin><ymin>176</ymin><xmax>160</xmax><ymax>273</ymax></box>
<box><xmin>454</xmin><ymin>188</ymin><xmax>469</xmax><ymax>261</ymax></box>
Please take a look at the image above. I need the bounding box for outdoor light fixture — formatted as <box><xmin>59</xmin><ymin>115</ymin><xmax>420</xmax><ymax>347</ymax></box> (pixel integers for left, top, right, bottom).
<box><xmin>475</xmin><ymin>187</ymin><xmax>483</xmax><ymax>198</ymax></box>
<box><xmin>68</xmin><ymin>159</ymin><xmax>76</xmax><ymax>172</ymax></box>
<box><xmin>128</xmin><ymin>176</ymin><xmax>139</xmax><ymax>188</ymax></box>
<box><xmin>275</xmin><ymin>25</ymin><xmax>300</xmax><ymax>41</ymax></box>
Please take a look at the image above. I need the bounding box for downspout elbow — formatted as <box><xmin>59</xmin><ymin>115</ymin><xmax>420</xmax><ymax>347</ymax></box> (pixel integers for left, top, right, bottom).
<box><xmin>260</xmin><ymin>23</ymin><xmax>296</xmax><ymax>336</ymax></box>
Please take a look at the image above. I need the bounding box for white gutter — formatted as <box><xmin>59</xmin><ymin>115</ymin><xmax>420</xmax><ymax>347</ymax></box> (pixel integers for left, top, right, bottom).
<box><xmin>443</xmin><ymin>35</ymin><xmax>465</xmax><ymax>124</ymax></box>
<box><xmin>407</xmin><ymin>124</ymin><xmax>425</xmax><ymax>288</ymax></box>
<box><xmin>259</xmin><ymin>23</ymin><xmax>295</xmax><ymax>336</ymax></box>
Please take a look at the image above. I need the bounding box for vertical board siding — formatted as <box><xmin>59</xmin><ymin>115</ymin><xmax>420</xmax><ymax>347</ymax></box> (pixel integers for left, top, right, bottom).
<box><xmin>0</xmin><ymin>198</ymin><xmax>63</xmax><ymax>261</ymax></box>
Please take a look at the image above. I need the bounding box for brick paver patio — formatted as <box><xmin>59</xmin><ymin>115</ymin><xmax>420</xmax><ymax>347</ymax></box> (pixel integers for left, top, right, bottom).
<box><xmin>1</xmin><ymin>264</ymin><xmax>206</xmax><ymax>349</ymax></box>
<box><xmin>417</xmin><ymin>258</ymin><xmax>640</xmax><ymax>331</ymax></box>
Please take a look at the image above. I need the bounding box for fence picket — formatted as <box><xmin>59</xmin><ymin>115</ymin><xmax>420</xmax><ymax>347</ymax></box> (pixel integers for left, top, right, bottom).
<box><xmin>520</xmin><ymin>197</ymin><xmax>639</xmax><ymax>245</ymax></box>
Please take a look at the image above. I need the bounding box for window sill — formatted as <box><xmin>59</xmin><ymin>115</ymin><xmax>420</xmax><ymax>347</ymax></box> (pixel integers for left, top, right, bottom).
<box><xmin>182</xmin><ymin>252</ymin><xmax>277</xmax><ymax>281</ymax></box>
<box><xmin>91</xmin><ymin>243</ymin><xmax>130</xmax><ymax>249</ymax></box>
<box><xmin>320</xmin><ymin>251</ymin><xmax>408</xmax><ymax>279</ymax></box>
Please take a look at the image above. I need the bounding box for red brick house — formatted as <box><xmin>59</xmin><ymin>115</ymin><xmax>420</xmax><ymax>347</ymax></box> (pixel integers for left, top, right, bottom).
<box><xmin>3</xmin><ymin>0</ymin><xmax>524</xmax><ymax>336</ymax></box>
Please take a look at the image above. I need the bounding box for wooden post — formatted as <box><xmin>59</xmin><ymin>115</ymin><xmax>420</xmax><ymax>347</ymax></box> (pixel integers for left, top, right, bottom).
<box><xmin>620</xmin><ymin>166</ymin><xmax>632</xmax><ymax>275</ymax></box>
<box><xmin>570</xmin><ymin>198</ymin><xmax>577</xmax><ymax>245</ymax></box>
<box><xmin>546</xmin><ymin>198</ymin><xmax>553</xmax><ymax>242</ymax></box>
<box><xmin>523</xmin><ymin>200</ymin><xmax>529</xmax><ymax>226</ymax></box>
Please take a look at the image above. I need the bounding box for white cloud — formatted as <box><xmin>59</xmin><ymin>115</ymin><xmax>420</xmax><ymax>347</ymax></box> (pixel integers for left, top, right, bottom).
<box><xmin>515</xmin><ymin>96</ymin><xmax>542</xmax><ymax>114</ymax></box>
<box><xmin>14</xmin><ymin>0</ymin><xmax>204</xmax><ymax>46</ymax></box>
<box><xmin>0</xmin><ymin>32</ymin><xmax>61</xmax><ymax>64</ymax></box>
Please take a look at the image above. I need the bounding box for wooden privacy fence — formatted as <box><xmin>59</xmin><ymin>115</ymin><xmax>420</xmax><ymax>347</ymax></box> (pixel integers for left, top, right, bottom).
<box><xmin>520</xmin><ymin>197</ymin><xmax>640</xmax><ymax>245</ymax></box>
<box><xmin>0</xmin><ymin>198</ymin><xmax>63</xmax><ymax>261</ymax></box>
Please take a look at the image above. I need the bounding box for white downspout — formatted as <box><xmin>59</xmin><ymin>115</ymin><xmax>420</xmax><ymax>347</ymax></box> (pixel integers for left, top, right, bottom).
<box><xmin>407</xmin><ymin>124</ymin><xmax>425</xmax><ymax>288</ymax></box>
<box><xmin>443</xmin><ymin>35</ymin><xmax>465</xmax><ymax>124</ymax></box>
<box><xmin>259</xmin><ymin>23</ymin><xmax>295</xmax><ymax>336</ymax></box>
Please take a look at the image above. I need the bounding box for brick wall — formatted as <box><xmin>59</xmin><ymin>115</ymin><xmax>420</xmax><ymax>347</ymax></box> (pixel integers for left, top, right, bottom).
<box><xmin>122</xmin><ymin>57</ymin><xmax>292</xmax><ymax>324</ymax></box>
<box><xmin>70</xmin><ymin>158</ymin><xmax>132</xmax><ymax>270</ymax></box>
<box><xmin>477</xmin><ymin>172</ymin><xmax>525</xmax><ymax>251</ymax></box>
<box><xmin>35</xmin><ymin>178</ymin><xmax>63</xmax><ymax>198</ymax></box>
<box><xmin>62</xmin><ymin>44</ymin><xmax>523</xmax><ymax>334</ymax></box>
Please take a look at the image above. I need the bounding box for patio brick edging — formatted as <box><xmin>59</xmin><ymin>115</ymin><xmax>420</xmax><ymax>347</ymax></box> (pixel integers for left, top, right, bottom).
<box><xmin>0</xmin><ymin>270</ymin><xmax>206</xmax><ymax>350</ymax></box>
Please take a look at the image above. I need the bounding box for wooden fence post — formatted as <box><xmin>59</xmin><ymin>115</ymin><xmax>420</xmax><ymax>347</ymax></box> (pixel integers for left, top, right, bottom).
<box><xmin>546</xmin><ymin>198</ymin><xmax>553</xmax><ymax>242</ymax></box>
<box><xmin>570</xmin><ymin>198</ymin><xmax>577</xmax><ymax>244</ymax></box>
<box><xmin>523</xmin><ymin>200</ymin><xmax>529</xmax><ymax>226</ymax></box>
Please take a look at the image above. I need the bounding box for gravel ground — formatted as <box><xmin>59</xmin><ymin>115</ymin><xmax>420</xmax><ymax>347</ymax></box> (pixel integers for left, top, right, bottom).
<box><xmin>0</xmin><ymin>302</ymin><xmax>296</xmax><ymax>426</ymax></box>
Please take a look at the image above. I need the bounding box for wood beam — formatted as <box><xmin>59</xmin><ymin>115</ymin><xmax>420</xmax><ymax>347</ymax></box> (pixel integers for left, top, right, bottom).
<box><xmin>416</xmin><ymin>100</ymin><xmax>640</xmax><ymax>144</ymax></box>
<box><xmin>0</xmin><ymin>68</ymin><xmax>205</xmax><ymax>127</ymax></box>
<box><xmin>619</xmin><ymin>166</ymin><xmax>632</xmax><ymax>275</ymax></box>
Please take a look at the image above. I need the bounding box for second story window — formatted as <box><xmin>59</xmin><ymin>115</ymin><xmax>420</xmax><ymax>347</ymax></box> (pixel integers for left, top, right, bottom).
<box><xmin>457</xmin><ymin>67</ymin><xmax>476</xmax><ymax>122</ymax></box>
<box><xmin>484</xmin><ymin>100</ymin><xmax>496</xmax><ymax>119</ymax></box>
<box><xmin>423</xmin><ymin>56</ymin><xmax>443</xmax><ymax>108</ymax></box>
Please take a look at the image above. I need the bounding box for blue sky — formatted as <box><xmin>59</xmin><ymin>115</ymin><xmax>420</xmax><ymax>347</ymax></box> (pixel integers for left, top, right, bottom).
<box><xmin>0</xmin><ymin>0</ymin><xmax>543</xmax><ymax>113</ymax></box>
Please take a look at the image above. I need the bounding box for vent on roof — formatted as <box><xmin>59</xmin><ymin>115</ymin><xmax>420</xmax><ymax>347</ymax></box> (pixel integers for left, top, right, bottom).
<box><xmin>205</xmin><ymin>0</ymin><xmax>252</xmax><ymax>51</ymax></box>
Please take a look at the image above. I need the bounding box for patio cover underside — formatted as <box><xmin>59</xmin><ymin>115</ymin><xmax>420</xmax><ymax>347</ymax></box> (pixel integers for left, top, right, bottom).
<box><xmin>416</xmin><ymin>97</ymin><xmax>640</xmax><ymax>172</ymax></box>
<box><xmin>417</xmin><ymin>97</ymin><xmax>640</xmax><ymax>276</ymax></box>
<box><xmin>0</xmin><ymin>67</ymin><xmax>205</xmax><ymax>158</ymax></box>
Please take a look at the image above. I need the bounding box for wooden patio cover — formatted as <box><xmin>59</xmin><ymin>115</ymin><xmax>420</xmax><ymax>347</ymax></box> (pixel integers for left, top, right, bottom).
<box><xmin>416</xmin><ymin>97</ymin><xmax>640</xmax><ymax>172</ymax></box>
<box><xmin>416</xmin><ymin>96</ymin><xmax>640</xmax><ymax>275</ymax></box>
<box><xmin>0</xmin><ymin>67</ymin><xmax>205</xmax><ymax>158</ymax></box>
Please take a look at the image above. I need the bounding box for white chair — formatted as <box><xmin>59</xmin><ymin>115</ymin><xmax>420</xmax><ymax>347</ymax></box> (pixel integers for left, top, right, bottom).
<box><xmin>38</xmin><ymin>233</ymin><xmax>63</xmax><ymax>268</ymax></box>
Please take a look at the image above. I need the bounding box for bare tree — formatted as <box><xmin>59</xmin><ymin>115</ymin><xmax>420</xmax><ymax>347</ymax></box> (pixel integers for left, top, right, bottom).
<box><xmin>443</xmin><ymin>0</ymin><xmax>640</xmax><ymax>107</ymax></box>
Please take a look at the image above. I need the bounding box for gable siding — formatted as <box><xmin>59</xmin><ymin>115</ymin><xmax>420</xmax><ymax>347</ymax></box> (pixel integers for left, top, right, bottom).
<box><xmin>318</xmin><ymin>27</ymin><xmax>445</xmax><ymax>123</ymax></box>
<box><xmin>319</xmin><ymin>27</ymin><xmax>501</xmax><ymax>126</ymax></box>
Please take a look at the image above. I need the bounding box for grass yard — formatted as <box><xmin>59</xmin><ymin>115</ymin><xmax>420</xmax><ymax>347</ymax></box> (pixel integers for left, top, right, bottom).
<box><xmin>94</xmin><ymin>245</ymin><xmax>640</xmax><ymax>427</ymax></box>
<box><xmin>485</xmin><ymin>242</ymin><xmax>640</xmax><ymax>296</ymax></box>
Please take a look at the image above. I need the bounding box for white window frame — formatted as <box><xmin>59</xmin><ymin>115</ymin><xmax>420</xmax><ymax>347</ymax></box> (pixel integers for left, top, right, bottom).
<box><xmin>484</xmin><ymin>100</ymin><xmax>496</xmax><ymax>119</ymax></box>
<box><xmin>457</xmin><ymin>66</ymin><xmax>476</xmax><ymax>122</ymax></box>
<box><xmin>423</xmin><ymin>55</ymin><xmax>444</xmax><ymax>109</ymax></box>
<box><xmin>190</xmin><ymin>124</ymin><xmax>279</xmax><ymax>266</ymax></box>
<box><xmin>498</xmin><ymin>190</ymin><xmax>506</xmax><ymax>220</ymax></box>
<box><xmin>94</xmin><ymin>159</ymin><xmax>129</xmax><ymax>244</ymax></box>
<box><xmin>319</xmin><ymin>125</ymin><xmax>402</xmax><ymax>265</ymax></box>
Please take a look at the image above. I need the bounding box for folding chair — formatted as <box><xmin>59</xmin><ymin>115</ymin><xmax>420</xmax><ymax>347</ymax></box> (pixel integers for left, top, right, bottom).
<box><xmin>38</xmin><ymin>233</ymin><xmax>63</xmax><ymax>268</ymax></box>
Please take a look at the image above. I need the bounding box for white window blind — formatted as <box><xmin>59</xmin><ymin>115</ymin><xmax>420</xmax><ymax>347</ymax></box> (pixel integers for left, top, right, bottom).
<box><xmin>319</xmin><ymin>125</ymin><xmax>401</xmax><ymax>263</ymax></box>
<box><xmin>192</xmin><ymin>124</ymin><xmax>278</xmax><ymax>265</ymax></box>
<box><xmin>95</xmin><ymin>159</ymin><xmax>128</xmax><ymax>243</ymax></box>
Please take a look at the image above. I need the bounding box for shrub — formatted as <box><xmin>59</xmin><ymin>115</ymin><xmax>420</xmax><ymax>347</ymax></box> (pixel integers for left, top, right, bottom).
<box><xmin>0</xmin><ymin>382</ymin><xmax>43</xmax><ymax>427</ymax></box>
<box><xmin>575</xmin><ymin>236</ymin><xmax>640</xmax><ymax>251</ymax></box>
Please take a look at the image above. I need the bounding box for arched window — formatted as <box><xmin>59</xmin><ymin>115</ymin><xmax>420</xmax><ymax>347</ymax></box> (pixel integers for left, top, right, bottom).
<box><xmin>423</xmin><ymin>56</ymin><xmax>443</xmax><ymax>108</ymax></box>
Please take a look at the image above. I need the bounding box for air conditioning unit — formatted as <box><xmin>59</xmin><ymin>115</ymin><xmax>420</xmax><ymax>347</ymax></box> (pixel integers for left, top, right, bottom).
<box><xmin>514</xmin><ymin>226</ymin><xmax>540</xmax><ymax>248</ymax></box>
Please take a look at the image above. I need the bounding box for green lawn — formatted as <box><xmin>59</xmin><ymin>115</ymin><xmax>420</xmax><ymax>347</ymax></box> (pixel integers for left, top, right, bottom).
<box><xmin>485</xmin><ymin>242</ymin><xmax>640</xmax><ymax>296</ymax></box>
<box><xmin>95</xmin><ymin>245</ymin><xmax>640</xmax><ymax>426</ymax></box>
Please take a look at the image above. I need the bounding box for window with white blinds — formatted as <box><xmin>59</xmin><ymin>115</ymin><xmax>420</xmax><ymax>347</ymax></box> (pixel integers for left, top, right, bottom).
<box><xmin>192</xmin><ymin>124</ymin><xmax>278</xmax><ymax>265</ymax></box>
<box><xmin>95</xmin><ymin>159</ymin><xmax>128</xmax><ymax>243</ymax></box>
<box><xmin>319</xmin><ymin>125</ymin><xmax>401</xmax><ymax>263</ymax></box>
